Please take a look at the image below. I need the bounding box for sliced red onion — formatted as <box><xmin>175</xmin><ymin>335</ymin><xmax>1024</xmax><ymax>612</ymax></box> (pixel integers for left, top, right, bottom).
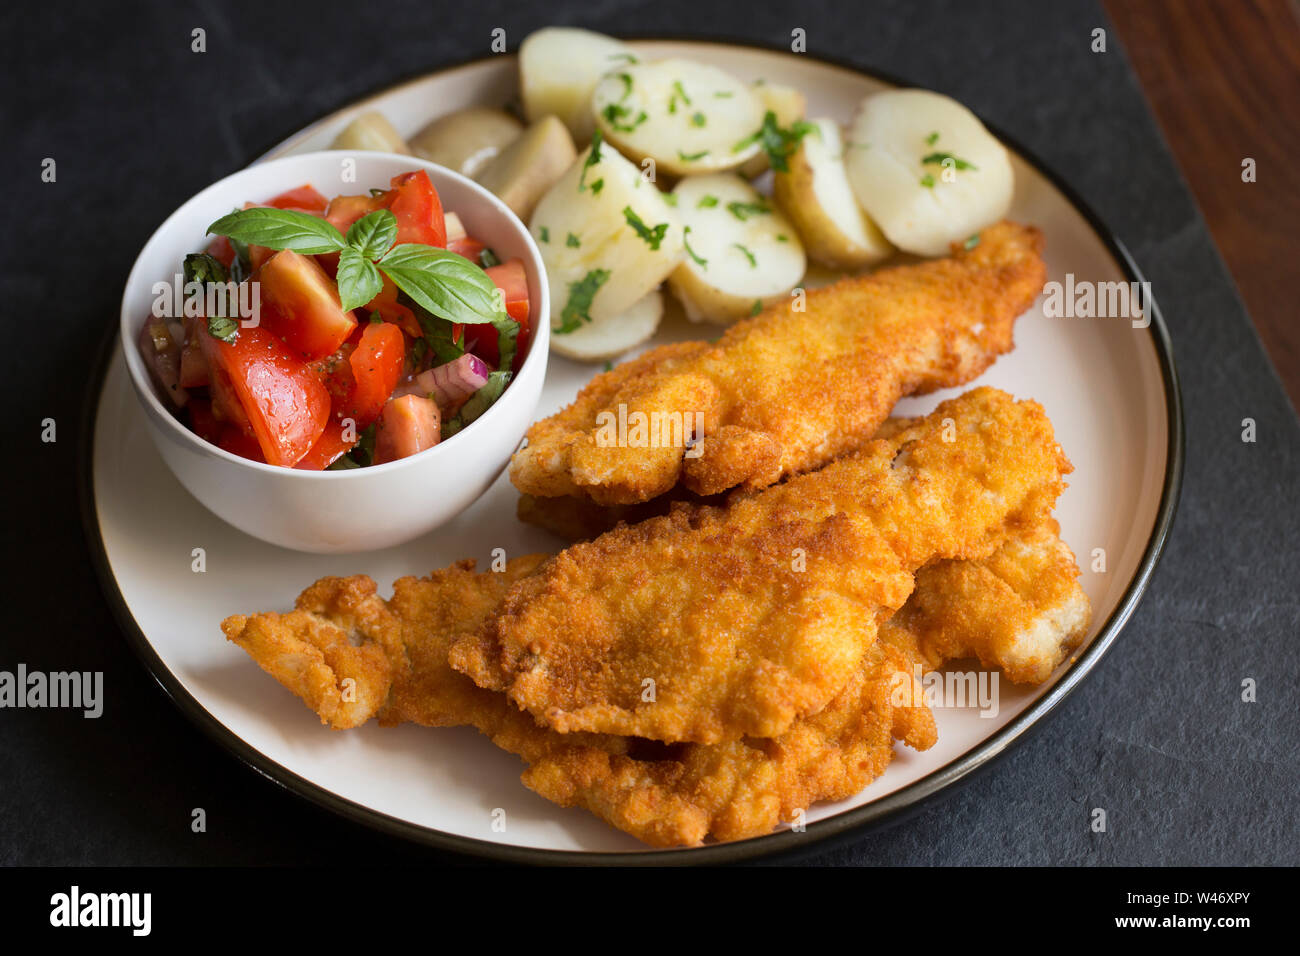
<box><xmin>139</xmin><ymin>320</ymin><xmax>189</xmax><ymax>408</ymax></box>
<box><xmin>394</xmin><ymin>353</ymin><xmax>490</xmax><ymax>411</ymax></box>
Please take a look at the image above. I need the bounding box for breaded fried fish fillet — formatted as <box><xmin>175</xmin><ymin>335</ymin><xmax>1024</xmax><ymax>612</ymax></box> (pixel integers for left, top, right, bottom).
<box><xmin>453</xmin><ymin>388</ymin><xmax>1070</xmax><ymax>745</ymax></box>
<box><xmin>510</xmin><ymin>221</ymin><xmax>1046</xmax><ymax>506</ymax></box>
<box><xmin>221</xmin><ymin>518</ymin><xmax>1088</xmax><ymax>847</ymax></box>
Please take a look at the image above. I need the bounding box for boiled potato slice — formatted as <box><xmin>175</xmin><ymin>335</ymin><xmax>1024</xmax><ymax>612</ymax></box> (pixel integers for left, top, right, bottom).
<box><xmin>666</xmin><ymin>173</ymin><xmax>806</xmax><ymax>325</ymax></box>
<box><xmin>409</xmin><ymin>108</ymin><xmax>522</xmax><ymax>178</ymax></box>
<box><xmin>330</xmin><ymin>111</ymin><xmax>409</xmax><ymax>154</ymax></box>
<box><xmin>737</xmin><ymin>82</ymin><xmax>807</xmax><ymax>178</ymax></box>
<box><xmin>845</xmin><ymin>89</ymin><xmax>1013</xmax><ymax>256</ymax></box>
<box><xmin>773</xmin><ymin>118</ymin><xmax>893</xmax><ymax>269</ymax></box>
<box><xmin>550</xmin><ymin>289</ymin><xmax>664</xmax><ymax>361</ymax></box>
<box><xmin>530</xmin><ymin>139</ymin><xmax>683</xmax><ymax>345</ymax></box>
<box><xmin>475</xmin><ymin>116</ymin><xmax>577</xmax><ymax>222</ymax></box>
<box><xmin>591</xmin><ymin>60</ymin><xmax>765</xmax><ymax>178</ymax></box>
<box><xmin>519</xmin><ymin>27</ymin><xmax>637</xmax><ymax>144</ymax></box>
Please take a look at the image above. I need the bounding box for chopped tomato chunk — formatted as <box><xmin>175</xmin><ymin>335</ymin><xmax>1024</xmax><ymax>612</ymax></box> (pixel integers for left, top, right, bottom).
<box><xmin>346</xmin><ymin>321</ymin><xmax>406</xmax><ymax>427</ymax></box>
<box><xmin>446</xmin><ymin>235</ymin><xmax>486</xmax><ymax>262</ymax></box>
<box><xmin>465</xmin><ymin>259</ymin><xmax>531</xmax><ymax>371</ymax></box>
<box><xmin>257</xmin><ymin>250</ymin><xmax>359</xmax><ymax>360</ymax></box>
<box><xmin>200</xmin><ymin>326</ymin><xmax>330</xmax><ymax>467</ymax></box>
<box><xmin>373</xmin><ymin>394</ymin><xmax>441</xmax><ymax>464</ymax></box>
<box><xmin>294</xmin><ymin>417</ymin><xmax>356</xmax><ymax>470</ymax></box>
<box><xmin>266</xmin><ymin>184</ymin><xmax>329</xmax><ymax>214</ymax></box>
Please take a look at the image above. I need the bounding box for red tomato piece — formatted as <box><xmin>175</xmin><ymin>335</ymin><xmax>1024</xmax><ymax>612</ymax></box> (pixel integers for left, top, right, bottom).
<box><xmin>217</xmin><ymin>426</ymin><xmax>267</xmax><ymax>463</ymax></box>
<box><xmin>324</xmin><ymin>193</ymin><xmax>380</xmax><ymax>237</ymax></box>
<box><xmin>266</xmin><ymin>184</ymin><xmax>329</xmax><ymax>214</ymax></box>
<box><xmin>465</xmin><ymin>259</ymin><xmax>531</xmax><ymax>372</ymax></box>
<box><xmin>364</xmin><ymin>275</ymin><xmax>422</xmax><ymax>338</ymax></box>
<box><xmin>346</xmin><ymin>321</ymin><xmax>406</xmax><ymax>427</ymax></box>
<box><xmin>447</xmin><ymin>235</ymin><xmax>486</xmax><ymax>262</ymax></box>
<box><xmin>257</xmin><ymin>250</ymin><xmax>359</xmax><ymax>360</ymax></box>
<box><xmin>200</xmin><ymin>326</ymin><xmax>330</xmax><ymax>467</ymax></box>
<box><xmin>187</xmin><ymin>398</ymin><xmax>222</xmax><ymax>444</ymax></box>
<box><xmin>206</xmin><ymin>236</ymin><xmax>236</xmax><ymax>268</ymax></box>
<box><xmin>310</xmin><ymin>341</ymin><xmax>358</xmax><ymax>416</ymax></box>
<box><xmin>324</xmin><ymin>171</ymin><xmax>446</xmax><ymax>249</ymax></box>
<box><xmin>387</xmin><ymin>170</ymin><xmax>446</xmax><ymax>248</ymax></box>
<box><xmin>294</xmin><ymin>417</ymin><xmax>356</xmax><ymax>470</ymax></box>
<box><xmin>373</xmin><ymin>394</ymin><xmax>441</xmax><ymax>465</ymax></box>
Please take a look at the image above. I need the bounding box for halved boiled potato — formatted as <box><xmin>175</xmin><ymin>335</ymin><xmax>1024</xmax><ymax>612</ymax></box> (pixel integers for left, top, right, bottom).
<box><xmin>666</xmin><ymin>173</ymin><xmax>806</xmax><ymax>325</ymax></box>
<box><xmin>475</xmin><ymin>116</ymin><xmax>577</xmax><ymax>222</ymax></box>
<box><xmin>330</xmin><ymin>111</ymin><xmax>409</xmax><ymax>154</ymax></box>
<box><xmin>737</xmin><ymin>82</ymin><xmax>807</xmax><ymax>179</ymax></box>
<box><xmin>773</xmin><ymin>118</ymin><xmax>893</xmax><ymax>269</ymax></box>
<box><xmin>530</xmin><ymin>139</ymin><xmax>683</xmax><ymax>346</ymax></box>
<box><xmin>549</xmin><ymin>289</ymin><xmax>664</xmax><ymax>362</ymax></box>
<box><xmin>591</xmin><ymin>59</ymin><xmax>766</xmax><ymax>178</ymax></box>
<box><xmin>519</xmin><ymin>27</ymin><xmax>637</xmax><ymax>145</ymax></box>
<box><xmin>408</xmin><ymin>108</ymin><xmax>522</xmax><ymax>178</ymax></box>
<box><xmin>844</xmin><ymin>89</ymin><xmax>1013</xmax><ymax>256</ymax></box>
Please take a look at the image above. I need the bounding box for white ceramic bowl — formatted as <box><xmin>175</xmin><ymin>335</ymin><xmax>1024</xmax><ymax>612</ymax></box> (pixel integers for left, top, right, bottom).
<box><xmin>120</xmin><ymin>151</ymin><xmax>550</xmax><ymax>553</ymax></box>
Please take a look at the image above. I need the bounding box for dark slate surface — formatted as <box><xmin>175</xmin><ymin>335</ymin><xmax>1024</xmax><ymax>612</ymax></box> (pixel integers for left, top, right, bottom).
<box><xmin>1</xmin><ymin>0</ymin><xmax>1295</xmax><ymax>866</ymax></box>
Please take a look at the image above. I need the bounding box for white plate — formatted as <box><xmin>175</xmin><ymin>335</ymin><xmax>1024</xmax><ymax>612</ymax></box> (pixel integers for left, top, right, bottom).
<box><xmin>84</xmin><ymin>41</ymin><xmax>1182</xmax><ymax>862</ymax></box>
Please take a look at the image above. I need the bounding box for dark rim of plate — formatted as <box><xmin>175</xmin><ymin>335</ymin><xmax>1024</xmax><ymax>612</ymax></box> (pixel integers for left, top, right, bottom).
<box><xmin>78</xmin><ymin>36</ymin><xmax>1186</xmax><ymax>866</ymax></box>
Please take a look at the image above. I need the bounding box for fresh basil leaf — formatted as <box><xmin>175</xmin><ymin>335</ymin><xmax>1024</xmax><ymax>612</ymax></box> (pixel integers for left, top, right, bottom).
<box><xmin>346</xmin><ymin>209</ymin><xmax>398</xmax><ymax>260</ymax></box>
<box><xmin>410</xmin><ymin>299</ymin><xmax>467</xmax><ymax>363</ymax></box>
<box><xmin>336</xmin><ymin>247</ymin><xmax>383</xmax><ymax>313</ymax></box>
<box><xmin>227</xmin><ymin>235</ymin><xmax>252</xmax><ymax>283</ymax></box>
<box><xmin>207</xmin><ymin>315</ymin><xmax>239</xmax><ymax>343</ymax></box>
<box><xmin>183</xmin><ymin>252</ymin><xmax>229</xmax><ymax>286</ymax></box>
<box><xmin>207</xmin><ymin>207</ymin><xmax>347</xmax><ymax>255</ymax></box>
<box><xmin>377</xmin><ymin>244</ymin><xmax>506</xmax><ymax>326</ymax></box>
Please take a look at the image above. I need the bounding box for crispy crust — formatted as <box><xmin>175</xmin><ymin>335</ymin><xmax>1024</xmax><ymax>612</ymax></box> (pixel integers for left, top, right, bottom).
<box><xmin>510</xmin><ymin>221</ymin><xmax>1046</xmax><ymax>505</ymax></box>
<box><xmin>221</xmin><ymin>514</ymin><xmax>1088</xmax><ymax>847</ymax></box>
<box><xmin>453</xmin><ymin>388</ymin><xmax>1070</xmax><ymax>744</ymax></box>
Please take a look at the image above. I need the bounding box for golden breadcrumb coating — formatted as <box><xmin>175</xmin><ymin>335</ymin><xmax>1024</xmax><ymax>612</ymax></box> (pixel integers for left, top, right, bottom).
<box><xmin>510</xmin><ymin>221</ymin><xmax>1046</xmax><ymax>505</ymax></box>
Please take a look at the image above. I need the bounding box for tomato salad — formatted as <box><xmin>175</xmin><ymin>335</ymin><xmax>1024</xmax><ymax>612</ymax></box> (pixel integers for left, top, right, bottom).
<box><xmin>138</xmin><ymin>170</ymin><xmax>531</xmax><ymax>469</ymax></box>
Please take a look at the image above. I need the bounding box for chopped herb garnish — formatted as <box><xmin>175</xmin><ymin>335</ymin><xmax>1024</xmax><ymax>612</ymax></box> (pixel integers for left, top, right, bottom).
<box><xmin>614</xmin><ymin>72</ymin><xmax>633</xmax><ymax>98</ymax></box>
<box><xmin>925</xmin><ymin>131</ymin><xmax>940</xmax><ymax>146</ymax></box>
<box><xmin>479</xmin><ymin>247</ymin><xmax>500</xmax><ymax>268</ymax></box>
<box><xmin>732</xmin><ymin>243</ymin><xmax>757</xmax><ymax>267</ymax></box>
<box><xmin>623</xmin><ymin>206</ymin><xmax>670</xmax><ymax>250</ymax></box>
<box><xmin>602</xmin><ymin>360</ymin><xmax>614</xmax><ymax>372</ymax></box>
<box><xmin>697</xmin><ymin>195</ymin><xmax>719</xmax><ymax>208</ymax></box>
<box><xmin>207</xmin><ymin>315</ymin><xmax>238</xmax><ymax>343</ymax></box>
<box><xmin>556</xmin><ymin>269</ymin><xmax>611</xmax><ymax>334</ymax></box>
<box><xmin>566</xmin><ymin>232</ymin><xmax>581</xmax><ymax>248</ymax></box>
<box><xmin>964</xmin><ymin>233</ymin><xmax>981</xmax><ymax>250</ymax></box>
<box><xmin>539</xmin><ymin>226</ymin><xmax>550</xmax><ymax>243</ymax></box>
<box><xmin>683</xmin><ymin>226</ymin><xmax>708</xmax><ymax>268</ymax></box>
<box><xmin>691</xmin><ymin>112</ymin><xmax>706</xmax><ymax>127</ymax></box>
<box><xmin>731</xmin><ymin>111</ymin><xmax>817</xmax><ymax>172</ymax></box>
<box><xmin>921</xmin><ymin>151</ymin><xmax>978</xmax><ymax>171</ymax></box>
<box><xmin>749</xmin><ymin>299</ymin><xmax>763</xmax><ymax>316</ymax></box>
<box><xmin>579</xmin><ymin>130</ymin><xmax>604</xmax><ymax>192</ymax></box>
<box><xmin>678</xmin><ymin>149</ymin><xmax>710</xmax><ymax>162</ymax></box>
<box><xmin>606</xmin><ymin>52</ymin><xmax>638</xmax><ymax>65</ymax></box>
<box><xmin>590</xmin><ymin>178</ymin><xmax>604</xmax><ymax>195</ymax></box>
<box><xmin>920</xmin><ymin>174</ymin><xmax>936</xmax><ymax>189</ymax></box>
<box><xmin>669</xmin><ymin>79</ymin><xmax>692</xmax><ymax>114</ymax></box>
<box><xmin>713</xmin><ymin>90</ymin><xmax>734</xmax><ymax>98</ymax></box>
<box><xmin>726</xmin><ymin>199</ymin><xmax>771</xmax><ymax>221</ymax></box>
<box><xmin>602</xmin><ymin>102</ymin><xmax>648</xmax><ymax>133</ymax></box>
<box><xmin>776</xmin><ymin>233</ymin><xmax>789</xmax><ymax>242</ymax></box>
